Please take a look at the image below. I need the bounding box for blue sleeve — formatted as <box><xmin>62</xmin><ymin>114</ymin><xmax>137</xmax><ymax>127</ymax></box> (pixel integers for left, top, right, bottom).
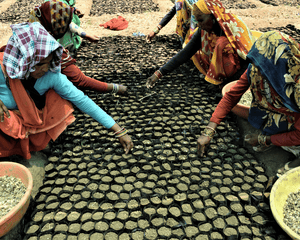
<box><xmin>34</xmin><ymin>71</ymin><xmax>116</xmax><ymax>129</ymax></box>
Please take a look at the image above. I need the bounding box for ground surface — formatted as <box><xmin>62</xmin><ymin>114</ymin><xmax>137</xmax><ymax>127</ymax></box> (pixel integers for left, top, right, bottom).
<box><xmin>0</xmin><ymin>0</ymin><xmax>299</xmax><ymax>239</ymax></box>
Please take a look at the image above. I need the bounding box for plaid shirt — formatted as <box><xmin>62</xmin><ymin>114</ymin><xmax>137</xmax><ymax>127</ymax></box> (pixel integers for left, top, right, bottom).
<box><xmin>3</xmin><ymin>22</ymin><xmax>63</xmax><ymax>80</ymax></box>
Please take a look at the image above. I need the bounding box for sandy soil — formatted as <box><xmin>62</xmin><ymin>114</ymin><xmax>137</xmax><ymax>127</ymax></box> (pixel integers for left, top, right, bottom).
<box><xmin>0</xmin><ymin>0</ymin><xmax>299</xmax><ymax>197</ymax></box>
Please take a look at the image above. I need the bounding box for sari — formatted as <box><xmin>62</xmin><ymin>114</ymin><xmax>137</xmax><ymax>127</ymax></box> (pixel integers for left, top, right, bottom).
<box><xmin>246</xmin><ymin>30</ymin><xmax>300</xmax><ymax>136</ymax></box>
<box><xmin>187</xmin><ymin>0</ymin><xmax>255</xmax><ymax>85</ymax></box>
<box><xmin>0</xmin><ymin>22</ymin><xmax>75</xmax><ymax>159</ymax></box>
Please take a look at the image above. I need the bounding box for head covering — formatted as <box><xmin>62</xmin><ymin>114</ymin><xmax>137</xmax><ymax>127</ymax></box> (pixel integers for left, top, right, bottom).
<box><xmin>195</xmin><ymin>0</ymin><xmax>210</xmax><ymax>14</ymax></box>
<box><xmin>246</xmin><ymin>30</ymin><xmax>300</xmax><ymax>135</ymax></box>
<box><xmin>3</xmin><ymin>22</ymin><xmax>63</xmax><ymax>80</ymax></box>
<box><xmin>192</xmin><ymin>0</ymin><xmax>255</xmax><ymax>60</ymax></box>
<box><xmin>29</xmin><ymin>0</ymin><xmax>74</xmax><ymax>39</ymax></box>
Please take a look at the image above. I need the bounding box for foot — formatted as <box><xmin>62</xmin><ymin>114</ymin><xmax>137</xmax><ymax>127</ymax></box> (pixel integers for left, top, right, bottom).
<box><xmin>277</xmin><ymin>158</ymin><xmax>300</xmax><ymax>177</ymax></box>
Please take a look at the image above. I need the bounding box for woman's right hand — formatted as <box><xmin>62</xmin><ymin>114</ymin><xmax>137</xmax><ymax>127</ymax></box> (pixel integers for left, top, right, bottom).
<box><xmin>146</xmin><ymin>31</ymin><xmax>157</xmax><ymax>43</ymax></box>
<box><xmin>118</xmin><ymin>134</ymin><xmax>134</xmax><ymax>154</ymax></box>
<box><xmin>0</xmin><ymin>100</ymin><xmax>10</xmax><ymax>122</ymax></box>
<box><xmin>197</xmin><ymin>135</ymin><xmax>211</xmax><ymax>157</ymax></box>
<box><xmin>146</xmin><ymin>74</ymin><xmax>159</xmax><ymax>88</ymax></box>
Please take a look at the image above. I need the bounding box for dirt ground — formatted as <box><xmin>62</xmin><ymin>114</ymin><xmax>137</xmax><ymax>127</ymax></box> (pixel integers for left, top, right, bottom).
<box><xmin>0</xmin><ymin>0</ymin><xmax>299</xmax><ymax>198</ymax></box>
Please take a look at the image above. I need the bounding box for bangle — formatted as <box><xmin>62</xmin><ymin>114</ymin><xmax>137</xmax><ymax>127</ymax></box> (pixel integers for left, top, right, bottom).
<box><xmin>154</xmin><ymin>70</ymin><xmax>162</xmax><ymax>79</ymax></box>
<box><xmin>153</xmin><ymin>26</ymin><xmax>160</xmax><ymax>34</ymax></box>
<box><xmin>112</xmin><ymin>84</ymin><xmax>119</xmax><ymax>93</ymax></box>
<box><xmin>263</xmin><ymin>135</ymin><xmax>271</xmax><ymax>147</ymax></box>
<box><xmin>157</xmin><ymin>25</ymin><xmax>162</xmax><ymax>30</ymax></box>
<box><xmin>115</xmin><ymin>128</ymin><xmax>128</xmax><ymax>138</ymax></box>
<box><xmin>114</xmin><ymin>127</ymin><xmax>125</xmax><ymax>135</ymax></box>
<box><xmin>202</xmin><ymin>128</ymin><xmax>215</xmax><ymax>139</ymax></box>
<box><xmin>258</xmin><ymin>133</ymin><xmax>270</xmax><ymax>146</ymax></box>
<box><xmin>205</xmin><ymin>126</ymin><xmax>216</xmax><ymax>133</ymax></box>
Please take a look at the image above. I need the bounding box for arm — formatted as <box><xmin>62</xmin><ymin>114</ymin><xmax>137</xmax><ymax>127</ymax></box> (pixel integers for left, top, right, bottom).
<box><xmin>35</xmin><ymin>71</ymin><xmax>133</xmax><ymax>153</ymax></box>
<box><xmin>69</xmin><ymin>22</ymin><xmax>99</xmax><ymax>42</ymax></box>
<box><xmin>146</xmin><ymin>5</ymin><xmax>176</xmax><ymax>42</ymax></box>
<box><xmin>197</xmin><ymin>72</ymin><xmax>249</xmax><ymax>156</ymax></box>
<box><xmin>270</xmin><ymin>116</ymin><xmax>300</xmax><ymax>146</ymax></box>
<box><xmin>146</xmin><ymin>28</ymin><xmax>202</xmax><ymax>88</ymax></box>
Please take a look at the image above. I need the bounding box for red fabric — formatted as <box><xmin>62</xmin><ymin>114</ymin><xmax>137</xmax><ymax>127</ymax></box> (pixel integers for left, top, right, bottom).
<box><xmin>99</xmin><ymin>16</ymin><xmax>128</xmax><ymax>30</ymax></box>
<box><xmin>62</xmin><ymin>64</ymin><xmax>108</xmax><ymax>92</ymax></box>
<box><xmin>210</xmin><ymin>70</ymin><xmax>300</xmax><ymax>146</ymax></box>
<box><xmin>0</xmin><ymin>52</ymin><xmax>75</xmax><ymax>159</ymax></box>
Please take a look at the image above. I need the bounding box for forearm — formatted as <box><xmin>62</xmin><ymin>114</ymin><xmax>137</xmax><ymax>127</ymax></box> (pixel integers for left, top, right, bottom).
<box><xmin>158</xmin><ymin>5</ymin><xmax>176</xmax><ymax>28</ymax></box>
<box><xmin>69</xmin><ymin>22</ymin><xmax>86</xmax><ymax>38</ymax></box>
<box><xmin>159</xmin><ymin>28</ymin><xmax>202</xmax><ymax>75</ymax></box>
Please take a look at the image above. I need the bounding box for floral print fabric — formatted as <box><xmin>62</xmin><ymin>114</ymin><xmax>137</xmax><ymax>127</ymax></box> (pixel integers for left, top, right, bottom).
<box><xmin>247</xmin><ymin>30</ymin><xmax>300</xmax><ymax>135</ymax></box>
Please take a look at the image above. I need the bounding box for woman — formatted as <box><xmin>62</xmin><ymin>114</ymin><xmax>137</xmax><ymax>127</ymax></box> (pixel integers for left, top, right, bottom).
<box><xmin>146</xmin><ymin>0</ymin><xmax>255</xmax><ymax>88</ymax></box>
<box><xmin>146</xmin><ymin>0</ymin><xmax>196</xmax><ymax>44</ymax></box>
<box><xmin>28</xmin><ymin>0</ymin><xmax>127</xmax><ymax>95</ymax></box>
<box><xmin>44</xmin><ymin>0</ymin><xmax>87</xmax><ymax>55</ymax></box>
<box><xmin>197</xmin><ymin>30</ymin><xmax>300</xmax><ymax>178</ymax></box>
<box><xmin>0</xmin><ymin>22</ymin><xmax>133</xmax><ymax>160</ymax></box>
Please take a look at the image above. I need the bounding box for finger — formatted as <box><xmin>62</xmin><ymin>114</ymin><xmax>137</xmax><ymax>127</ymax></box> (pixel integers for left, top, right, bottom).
<box><xmin>200</xmin><ymin>145</ymin><xmax>205</xmax><ymax>157</ymax></box>
<box><xmin>3</xmin><ymin>106</ymin><xmax>10</xmax><ymax>119</ymax></box>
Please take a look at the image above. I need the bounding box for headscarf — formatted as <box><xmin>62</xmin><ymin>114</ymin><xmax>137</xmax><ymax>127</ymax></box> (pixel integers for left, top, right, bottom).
<box><xmin>247</xmin><ymin>30</ymin><xmax>300</xmax><ymax>135</ymax></box>
<box><xmin>29</xmin><ymin>0</ymin><xmax>74</xmax><ymax>39</ymax></box>
<box><xmin>3</xmin><ymin>22</ymin><xmax>63</xmax><ymax>80</ymax></box>
<box><xmin>192</xmin><ymin>0</ymin><xmax>255</xmax><ymax>60</ymax></box>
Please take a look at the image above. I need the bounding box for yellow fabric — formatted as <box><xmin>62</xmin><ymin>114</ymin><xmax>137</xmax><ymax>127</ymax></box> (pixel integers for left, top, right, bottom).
<box><xmin>195</xmin><ymin>0</ymin><xmax>210</xmax><ymax>14</ymax></box>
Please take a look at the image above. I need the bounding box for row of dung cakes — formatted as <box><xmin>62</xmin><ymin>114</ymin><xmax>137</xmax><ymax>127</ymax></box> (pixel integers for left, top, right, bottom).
<box><xmin>22</xmin><ymin>35</ymin><xmax>290</xmax><ymax>240</ymax></box>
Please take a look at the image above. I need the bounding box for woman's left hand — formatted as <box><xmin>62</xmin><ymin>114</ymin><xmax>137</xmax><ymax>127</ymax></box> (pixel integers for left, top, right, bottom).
<box><xmin>118</xmin><ymin>134</ymin><xmax>134</xmax><ymax>154</ymax></box>
<box><xmin>244</xmin><ymin>133</ymin><xmax>259</xmax><ymax>146</ymax></box>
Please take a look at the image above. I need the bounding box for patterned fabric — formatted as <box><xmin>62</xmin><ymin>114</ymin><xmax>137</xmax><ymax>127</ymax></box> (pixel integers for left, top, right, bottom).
<box><xmin>247</xmin><ymin>30</ymin><xmax>300</xmax><ymax>135</ymax></box>
<box><xmin>186</xmin><ymin>0</ymin><xmax>255</xmax><ymax>85</ymax></box>
<box><xmin>3</xmin><ymin>22</ymin><xmax>63</xmax><ymax>80</ymax></box>
<box><xmin>29</xmin><ymin>0</ymin><xmax>74</xmax><ymax>40</ymax></box>
<box><xmin>175</xmin><ymin>0</ymin><xmax>193</xmax><ymax>43</ymax></box>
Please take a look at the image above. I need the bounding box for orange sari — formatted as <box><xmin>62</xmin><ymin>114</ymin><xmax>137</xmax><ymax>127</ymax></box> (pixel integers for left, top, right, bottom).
<box><xmin>0</xmin><ymin>53</ymin><xmax>75</xmax><ymax>159</ymax></box>
<box><xmin>187</xmin><ymin>0</ymin><xmax>255</xmax><ymax>85</ymax></box>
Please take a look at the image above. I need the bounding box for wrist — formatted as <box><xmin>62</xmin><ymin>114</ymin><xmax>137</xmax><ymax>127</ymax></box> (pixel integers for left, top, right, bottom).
<box><xmin>153</xmin><ymin>26</ymin><xmax>160</xmax><ymax>34</ymax></box>
<box><xmin>154</xmin><ymin>70</ymin><xmax>162</xmax><ymax>79</ymax></box>
<box><xmin>202</xmin><ymin>127</ymin><xmax>215</xmax><ymax>139</ymax></box>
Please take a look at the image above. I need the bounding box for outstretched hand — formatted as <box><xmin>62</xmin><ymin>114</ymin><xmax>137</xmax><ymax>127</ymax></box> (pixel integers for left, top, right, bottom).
<box><xmin>146</xmin><ymin>31</ymin><xmax>156</xmax><ymax>43</ymax></box>
<box><xmin>0</xmin><ymin>99</ymin><xmax>10</xmax><ymax>122</ymax></box>
<box><xmin>146</xmin><ymin>74</ymin><xmax>159</xmax><ymax>89</ymax></box>
<box><xmin>197</xmin><ymin>135</ymin><xmax>211</xmax><ymax>157</ymax></box>
<box><xmin>85</xmin><ymin>34</ymin><xmax>100</xmax><ymax>43</ymax></box>
<box><xmin>119</xmin><ymin>134</ymin><xmax>134</xmax><ymax>154</ymax></box>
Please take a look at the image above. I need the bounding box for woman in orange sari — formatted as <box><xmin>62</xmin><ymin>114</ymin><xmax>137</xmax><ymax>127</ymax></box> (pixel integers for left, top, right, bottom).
<box><xmin>146</xmin><ymin>0</ymin><xmax>255</xmax><ymax>88</ymax></box>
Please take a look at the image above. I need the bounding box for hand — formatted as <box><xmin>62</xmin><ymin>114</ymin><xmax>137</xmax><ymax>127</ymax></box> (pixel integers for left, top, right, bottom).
<box><xmin>146</xmin><ymin>74</ymin><xmax>159</xmax><ymax>89</ymax></box>
<box><xmin>146</xmin><ymin>31</ymin><xmax>156</xmax><ymax>43</ymax></box>
<box><xmin>118</xmin><ymin>134</ymin><xmax>134</xmax><ymax>154</ymax></box>
<box><xmin>74</xmin><ymin>9</ymin><xmax>84</xmax><ymax>18</ymax></box>
<box><xmin>0</xmin><ymin>99</ymin><xmax>10</xmax><ymax>122</ymax></box>
<box><xmin>244</xmin><ymin>133</ymin><xmax>259</xmax><ymax>146</ymax></box>
<box><xmin>197</xmin><ymin>135</ymin><xmax>211</xmax><ymax>157</ymax></box>
<box><xmin>85</xmin><ymin>34</ymin><xmax>100</xmax><ymax>43</ymax></box>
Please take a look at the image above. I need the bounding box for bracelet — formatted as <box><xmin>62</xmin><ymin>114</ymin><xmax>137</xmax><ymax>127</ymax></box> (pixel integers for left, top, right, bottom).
<box><xmin>258</xmin><ymin>133</ymin><xmax>270</xmax><ymax>146</ymax></box>
<box><xmin>157</xmin><ymin>25</ymin><xmax>162</xmax><ymax>30</ymax></box>
<box><xmin>154</xmin><ymin>70</ymin><xmax>162</xmax><ymax>79</ymax></box>
<box><xmin>205</xmin><ymin>126</ymin><xmax>216</xmax><ymax>133</ymax></box>
<box><xmin>153</xmin><ymin>26</ymin><xmax>160</xmax><ymax>34</ymax></box>
<box><xmin>115</xmin><ymin>128</ymin><xmax>128</xmax><ymax>138</ymax></box>
<box><xmin>202</xmin><ymin>128</ymin><xmax>215</xmax><ymax>139</ymax></box>
<box><xmin>114</xmin><ymin>127</ymin><xmax>125</xmax><ymax>135</ymax></box>
<box><xmin>112</xmin><ymin>84</ymin><xmax>119</xmax><ymax>93</ymax></box>
<box><xmin>263</xmin><ymin>135</ymin><xmax>271</xmax><ymax>147</ymax></box>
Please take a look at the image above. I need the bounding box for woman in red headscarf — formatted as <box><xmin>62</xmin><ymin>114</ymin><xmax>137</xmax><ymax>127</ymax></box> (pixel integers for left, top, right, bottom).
<box><xmin>28</xmin><ymin>0</ymin><xmax>127</xmax><ymax>95</ymax></box>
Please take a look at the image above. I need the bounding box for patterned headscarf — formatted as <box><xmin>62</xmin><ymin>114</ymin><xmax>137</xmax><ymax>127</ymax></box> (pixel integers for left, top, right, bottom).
<box><xmin>247</xmin><ymin>31</ymin><xmax>300</xmax><ymax>135</ymax></box>
<box><xmin>3</xmin><ymin>22</ymin><xmax>63</xmax><ymax>80</ymax></box>
<box><xmin>192</xmin><ymin>0</ymin><xmax>255</xmax><ymax>60</ymax></box>
<box><xmin>29</xmin><ymin>0</ymin><xmax>74</xmax><ymax>39</ymax></box>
